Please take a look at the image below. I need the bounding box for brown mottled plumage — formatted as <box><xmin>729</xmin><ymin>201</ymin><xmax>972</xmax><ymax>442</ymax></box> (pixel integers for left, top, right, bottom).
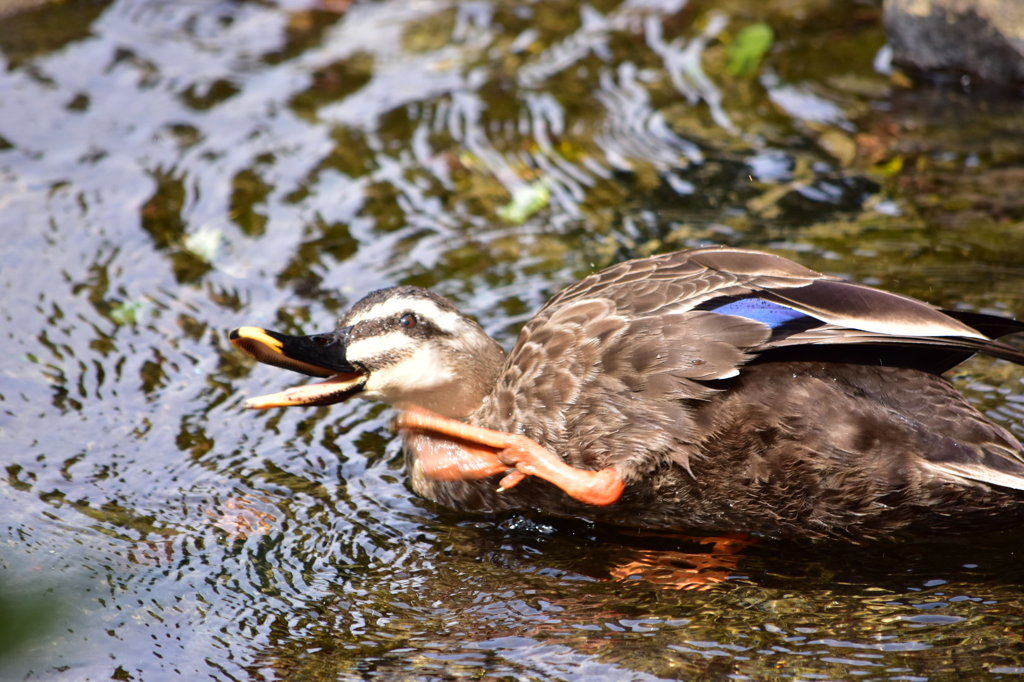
<box><xmin>231</xmin><ymin>247</ymin><xmax>1024</xmax><ymax>541</ymax></box>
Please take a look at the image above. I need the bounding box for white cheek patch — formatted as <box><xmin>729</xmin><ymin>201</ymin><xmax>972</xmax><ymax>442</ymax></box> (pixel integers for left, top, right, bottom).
<box><xmin>363</xmin><ymin>343</ymin><xmax>455</xmax><ymax>397</ymax></box>
<box><xmin>348</xmin><ymin>297</ymin><xmax>465</xmax><ymax>334</ymax></box>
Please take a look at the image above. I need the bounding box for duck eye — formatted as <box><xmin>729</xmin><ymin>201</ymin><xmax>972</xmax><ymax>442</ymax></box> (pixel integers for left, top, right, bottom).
<box><xmin>399</xmin><ymin>313</ymin><xmax>418</xmax><ymax>328</ymax></box>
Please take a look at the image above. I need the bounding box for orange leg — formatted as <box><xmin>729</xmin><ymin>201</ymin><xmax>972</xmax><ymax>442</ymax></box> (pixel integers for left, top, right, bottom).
<box><xmin>396</xmin><ymin>405</ymin><xmax>625</xmax><ymax>506</ymax></box>
<box><xmin>409</xmin><ymin>436</ymin><xmax>509</xmax><ymax>481</ymax></box>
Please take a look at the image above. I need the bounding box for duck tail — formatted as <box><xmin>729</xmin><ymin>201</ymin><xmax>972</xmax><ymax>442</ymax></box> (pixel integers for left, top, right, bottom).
<box><xmin>939</xmin><ymin>310</ymin><xmax>1024</xmax><ymax>366</ymax></box>
<box><xmin>942</xmin><ymin>309</ymin><xmax>1024</xmax><ymax>342</ymax></box>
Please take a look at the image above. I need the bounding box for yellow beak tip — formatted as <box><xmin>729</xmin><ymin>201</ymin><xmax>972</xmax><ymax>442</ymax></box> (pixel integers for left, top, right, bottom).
<box><xmin>231</xmin><ymin>327</ymin><xmax>285</xmax><ymax>353</ymax></box>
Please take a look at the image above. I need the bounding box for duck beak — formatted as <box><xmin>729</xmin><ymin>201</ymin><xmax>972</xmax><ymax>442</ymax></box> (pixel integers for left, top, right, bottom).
<box><xmin>229</xmin><ymin>326</ymin><xmax>366</xmax><ymax>409</ymax></box>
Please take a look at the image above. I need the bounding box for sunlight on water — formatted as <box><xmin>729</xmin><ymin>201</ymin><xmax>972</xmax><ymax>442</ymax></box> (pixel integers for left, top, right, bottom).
<box><xmin>1</xmin><ymin>0</ymin><xmax>1024</xmax><ymax>678</ymax></box>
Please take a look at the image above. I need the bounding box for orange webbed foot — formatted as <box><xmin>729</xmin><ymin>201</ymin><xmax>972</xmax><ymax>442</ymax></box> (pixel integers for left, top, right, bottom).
<box><xmin>610</xmin><ymin>533</ymin><xmax>755</xmax><ymax>590</ymax></box>
<box><xmin>491</xmin><ymin>432</ymin><xmax>625</xmax><ymax>506</ymax></box>
<box><xmin>396</xmin><ymin>405</ymin><xmax>625</xmax><ymax>506</ymax></box>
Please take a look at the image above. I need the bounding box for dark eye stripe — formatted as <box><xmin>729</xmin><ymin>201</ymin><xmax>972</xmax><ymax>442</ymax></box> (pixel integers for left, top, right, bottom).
<box><xmin>350</xmin><ymin>315</ymin><xmax>447</xmax><ymax>342</ymax></box>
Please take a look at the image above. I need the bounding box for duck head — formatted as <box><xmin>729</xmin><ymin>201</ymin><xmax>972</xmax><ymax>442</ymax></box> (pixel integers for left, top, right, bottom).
<box><xmin>230</xmin><ymin>287</ymin><xmax>506</xmax><ymax>419</ymax></box>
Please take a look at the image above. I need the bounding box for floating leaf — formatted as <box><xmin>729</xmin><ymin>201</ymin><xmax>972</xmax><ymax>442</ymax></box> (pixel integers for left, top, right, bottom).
<box><xmin>727</xmin><ymin>23</ymin><xmax>774</xmax><ymax>77</ymax></box>
<box><xmin>498</xmin><ymin>180</ymin><xmax>551</xmax><ymax>224</ymax></box>
<box><xmin>875</xmin><ymin>154</ymin><xmax>905</xmax><ymax>177</ymax></box>
<box><xmin>110</xmin><ymin>298</ymin><xmax>150</xmax><ymax>326</ymax></box>
<box><xmin>183</xmin><ymin>226</ymin><xmax>223</xmax><ymax>263</ymax></box>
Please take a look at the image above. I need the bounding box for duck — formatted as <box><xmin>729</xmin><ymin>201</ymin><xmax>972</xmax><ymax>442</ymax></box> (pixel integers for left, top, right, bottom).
<box><xmin>230</xmin><ymin>246</ymin><xmax>1024</xmax><ymax>541</ymax></box>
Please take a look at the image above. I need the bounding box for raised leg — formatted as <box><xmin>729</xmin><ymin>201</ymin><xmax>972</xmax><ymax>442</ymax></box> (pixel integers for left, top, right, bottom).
<box><xmin>406</xmin><ymin>435</ymin><xmax>509</xmax><ymax>481</ymax></box>
<box><xmin>396</xmin><ymin>405</ymin><xmax>625</xmax><ymax>506</ymax></box>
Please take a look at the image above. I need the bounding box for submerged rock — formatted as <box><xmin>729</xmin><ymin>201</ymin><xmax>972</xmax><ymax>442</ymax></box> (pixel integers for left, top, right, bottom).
<box><xmin>884</xmin><ymin>0</ymin><xmax>1024</xmax><ymax>86</ymax></box>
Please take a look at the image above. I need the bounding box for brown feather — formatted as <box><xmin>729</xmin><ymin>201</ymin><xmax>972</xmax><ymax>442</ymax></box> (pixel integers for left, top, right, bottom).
<box><xmin>459</xmin><ymin>248</ymin><xmax>1024</xmax><ymax>538</ymax></box>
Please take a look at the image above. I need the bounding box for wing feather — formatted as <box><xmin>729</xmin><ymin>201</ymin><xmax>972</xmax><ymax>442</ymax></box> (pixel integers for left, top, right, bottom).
<box><xmin>536</xmin><ymin>247</ymin><xmax>1022</xmax><ymax>371</ymax></box>
<box><xmin>476</xmin><ymin>246</ymin><xmax>1024</xmax><ymax>492</ymax></box>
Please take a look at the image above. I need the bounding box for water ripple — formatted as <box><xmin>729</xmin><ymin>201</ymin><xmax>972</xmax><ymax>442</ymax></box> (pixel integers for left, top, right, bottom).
<box><xmin>2</xmin><ymin>0</ymin><xmax>1024</xmax><ymax>679</ymax></box>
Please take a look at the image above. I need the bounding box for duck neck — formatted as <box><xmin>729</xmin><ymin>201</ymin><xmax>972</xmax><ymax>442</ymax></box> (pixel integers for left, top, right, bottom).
<box><xmin>446</xmin><ymin>335</ymin><xmax>506</xmax><ymax>419</ymax></box>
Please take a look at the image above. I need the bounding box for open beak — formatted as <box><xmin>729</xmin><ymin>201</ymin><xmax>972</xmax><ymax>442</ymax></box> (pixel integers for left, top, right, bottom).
<box><xmin>229</xmin><ymin>326</ymin><xmax>366</xmax><ymax>409</ymax></box>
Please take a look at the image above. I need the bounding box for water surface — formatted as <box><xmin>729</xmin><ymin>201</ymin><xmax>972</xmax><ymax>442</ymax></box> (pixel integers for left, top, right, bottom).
<box><xmin>2</xmin><ymin>0</ymin><xmax>1024</xmax><ymax>678</ymax></box>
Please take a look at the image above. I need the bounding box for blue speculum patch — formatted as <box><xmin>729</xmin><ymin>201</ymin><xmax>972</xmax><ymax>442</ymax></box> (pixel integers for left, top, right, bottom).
<box><xmin>711</xmin><ymin>298</ymin><xmax>809</xmax><ymax>328</ymax></box>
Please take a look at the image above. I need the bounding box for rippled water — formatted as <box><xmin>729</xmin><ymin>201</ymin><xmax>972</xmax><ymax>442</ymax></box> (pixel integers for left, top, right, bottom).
<box><xmin>2</xmin><ymin>0</ymin><xmax>1024</xmax><ymax>679</ymax></box>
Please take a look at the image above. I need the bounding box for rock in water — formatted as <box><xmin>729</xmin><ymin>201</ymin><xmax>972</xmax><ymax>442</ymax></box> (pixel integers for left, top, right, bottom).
<box><xmin>884</xmin><ymin>0</ymin><xmax>1024</xmax><ymax>86</ymax></box>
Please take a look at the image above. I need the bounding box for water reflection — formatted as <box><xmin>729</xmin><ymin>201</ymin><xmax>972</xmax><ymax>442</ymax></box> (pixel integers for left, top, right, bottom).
<box><xmin>228</xmin><ymin>512</ymin><xmax>1024</xmax><ymax>678</ymax></box>
<box><xmin>1</xmin><ymin>0</ymin><xmax>1024</xmax><ymax>678</ymax></box>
